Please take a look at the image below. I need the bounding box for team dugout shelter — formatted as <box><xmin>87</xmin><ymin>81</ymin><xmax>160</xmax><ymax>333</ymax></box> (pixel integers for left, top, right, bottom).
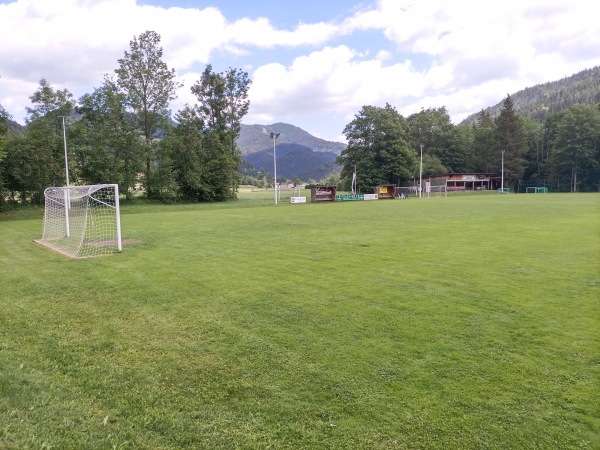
<box><xmin>427</xmin><ymin>173</ymin><xmax>497</xmax><ymax>191</ymax></box>
<box><xmin>310</xmin><ymin>185</ymin><xmax>337</xmax><ymax>202</ymax></box>
<box><xmin>375</xmin><ymin>185</ymin><xmax>397</xmax><ymax>199</ymax></box>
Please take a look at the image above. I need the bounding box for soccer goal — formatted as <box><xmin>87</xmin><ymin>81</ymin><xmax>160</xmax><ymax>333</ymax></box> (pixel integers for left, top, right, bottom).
<box><xmin>526</xmin><ymin>187</ymin><xmax>548</xmax><ymax>194</ymax></box>
<box><xmin>426</xmin><ymin>185</ymin><xmax>447</xmax><ymax>198</ymax></box>
<box><xmin>396</xmin><ymin>186</ymin><xmax>418</xmax><ymax>198</ymax></box>
<box><xmin>36</xmin><ymin>184</ymin><xmax>122</xmax><ymax>258</ymax></box>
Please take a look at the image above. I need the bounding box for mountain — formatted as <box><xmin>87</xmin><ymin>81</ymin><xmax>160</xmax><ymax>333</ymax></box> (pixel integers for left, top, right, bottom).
<box><xmin>237</xmin><ymin>122</ymin><xmax>346</xmax><ymax>155</ymax></box>
<box><xmin>6</xmin><ymin>119</ymin><xmax>25</xmax><ymax>134</ymax></box>
<box><xmin>243</xmin><ymin>142</ymin><xmax>338</xmax><ymax>181</ymax></box>
<box><xmin>460</xmin><ymin>66</ymin><xmax>600</xmax><ymax>125</ymax></box>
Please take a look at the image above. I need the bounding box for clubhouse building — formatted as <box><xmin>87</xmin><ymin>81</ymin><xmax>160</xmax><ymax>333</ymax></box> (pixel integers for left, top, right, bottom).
<box><xmin>427</xmin><ymin>173</ymin><xmax>500</xmax><ymax>191</ymax></box>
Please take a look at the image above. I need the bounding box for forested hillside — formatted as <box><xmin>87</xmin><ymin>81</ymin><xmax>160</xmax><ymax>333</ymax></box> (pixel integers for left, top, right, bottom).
<box><xmin>6</xmin><ymin>119</ymin><xmax>24</xmax><ymax>135</ymax></box>
<box><xmin>243</xmin><ymin>143</ymin><xmax>338</xmax><ymax>182</ymax></box>
<box><xmin>461</xmin><ymin>66</ymin><xmax>600</xmax><ymax>124</ymax></box>
<box><xmin>237</xmin><ymin>122</ymin><xmax>346</xmax><ymax>155</ymax></box>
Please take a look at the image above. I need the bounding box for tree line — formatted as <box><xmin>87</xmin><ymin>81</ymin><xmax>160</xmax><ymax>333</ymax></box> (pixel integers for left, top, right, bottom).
<box><xmin>336</xmin><ymin>97</ymin><xmax>600</xmax><ymax>193</ymax></box>
<box><xmin>1</xmin><ymin>32</ymin><xmax>599</xmax><ymax>209</ymax></box>
<box><xmin>0</xmin><ymin>30</ymin><xmax>250</xmax><ymax>207</ymax></box>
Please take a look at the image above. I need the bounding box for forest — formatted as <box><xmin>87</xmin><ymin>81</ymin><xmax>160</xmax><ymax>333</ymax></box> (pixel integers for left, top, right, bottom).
<box><xmin>336</xmin><ymin>97</ymin><xmax>600</xmax><ymax>194</ymax></box>
<box><xmin>1</xmin><ymin>31</ymin><xmax>599</xmax><ymax>209</ymax></box>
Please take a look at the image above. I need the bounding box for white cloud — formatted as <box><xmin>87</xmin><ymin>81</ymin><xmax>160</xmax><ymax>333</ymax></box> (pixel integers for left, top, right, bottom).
<box><xmin>1</xmin><ymin>0</ymin><xmax>599</xmax><ymax>141</ymax></box>
<box><xmin>227</xmin><ymin>18</ymin><xmax>340</xmax><ymax>48</ymax></box>
<box><xmin>376</xmin><ymin>50</ymin><xmax>392</xmax><ymax>61</ymax></box>
<box><xmin>246</xmin><ymin>44</ymin><xmax>426</xmax><ymax>127</ymax></box>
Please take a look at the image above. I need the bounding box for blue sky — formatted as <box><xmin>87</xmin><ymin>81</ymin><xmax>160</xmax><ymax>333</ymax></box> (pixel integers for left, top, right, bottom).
<box><xmin>1</xmin><ymin>0</ymin><xmax>599</xmax><ymax>142</ymax></box>
<box><xmin>138</xmin><ymin>0</ymin><xmax>368</xmax><ymax>28</ymax></box>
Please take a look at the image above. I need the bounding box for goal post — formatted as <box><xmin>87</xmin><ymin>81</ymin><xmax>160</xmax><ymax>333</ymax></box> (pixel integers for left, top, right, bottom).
<box><xmin>36</xmin><ymin>184</ymin><xmax>122</xmax><ymax>258</ymax></box>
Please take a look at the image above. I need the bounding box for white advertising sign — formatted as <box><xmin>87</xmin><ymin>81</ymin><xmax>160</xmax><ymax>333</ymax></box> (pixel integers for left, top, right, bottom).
<box><xmin>290</xmin><ymin>196</ymin><xmax>307</xmax><ymax>204</ymax></box>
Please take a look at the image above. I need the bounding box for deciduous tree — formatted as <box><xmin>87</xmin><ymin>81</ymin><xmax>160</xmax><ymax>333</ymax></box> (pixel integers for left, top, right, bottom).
<box><xmin>407</xmin><ymin>106</ymin><xmax>469</xmax><ymax>173</ymax></box>
<box><xmin>74</xmin><ymin>82</ymin><xmax>142</xmax><ymax>198</ymax></box>
<box><xmin>114</xmin><ymin>30</ymin><xmax>181</xmax><ymax>198</ymax></box>
<box><xmin>162</xmin><ymin>106</ymin><xmax>205</xmax><ymax>200</ymax></box>
<box><xmin>338</xmin><ymin>104</ymin><xmax>416</xmax><ymax>191</ymax></box>
<box><xmin>0</xmin><ymin>103</ymin><xmax>9</xmax><ymax>136</ymax></box>
<box><xmin>0</xmin><ymin>102</ymin><xmax>10</xmax><ymax>205</ymax></box>
<box><xmin>25</xmin><ymin>78</ymin><xmax>74</xmax><ymax>123</ymax></box>
<box><xmin>550</xmin><ymin>104</ymin><xmax>600</xmax><ymax>191</ymax></box>
<box><xmin>521</xmin><ymin>117</ymin><xmax>544</xmax><ymax>184</ymax></box>
<box><xmin>472</xmin><ymin>110</ymin><xmax>498</xmax><ymax>173</ymax></box>
<box><xmin>3</xmin><ymin>79</ymin><xmax>75</xmax><ymax>203</ymax></box>
<box><xmin>190</xmin><ymin>65</ymin><xmax>251</xmax><ymax>197</ymax></box>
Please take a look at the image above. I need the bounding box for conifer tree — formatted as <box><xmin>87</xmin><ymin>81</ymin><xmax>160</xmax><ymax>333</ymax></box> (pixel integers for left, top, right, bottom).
<box><xmin>495</xmin><ymin>95</ymin><xmax>527</xmax><ymax>189</ymax></box>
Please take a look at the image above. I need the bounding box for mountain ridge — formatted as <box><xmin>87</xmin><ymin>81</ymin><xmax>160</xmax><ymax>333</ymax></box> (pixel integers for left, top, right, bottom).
<box><xmin>236</xmin><ymin>122</ymin><xmax>346</xmax><ymax>155</ymax></box>
<box><xmin>242</xmin><ymin>142</ymin><xmax>338</xmax><ymax>182</ymax></box>
<box><xmin>460</xmin><ymin>66</ymin><xmax>600</xmax><ymax>125</ymax></box>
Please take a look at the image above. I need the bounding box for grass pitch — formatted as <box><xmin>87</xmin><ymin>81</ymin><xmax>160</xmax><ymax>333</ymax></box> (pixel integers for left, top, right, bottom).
<box><xmin>1</xmin><ymin>192</ymin><xmax>599</xmax><ymax>449</ymax></box>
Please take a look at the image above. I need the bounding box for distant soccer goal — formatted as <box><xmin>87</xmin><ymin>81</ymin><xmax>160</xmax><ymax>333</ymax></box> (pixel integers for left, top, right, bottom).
<box><xmin>36</xmin><ymin>184</ymin><xmax>122</xmax><ymax>258</ymax></box>
<box><xmin>426</xmin><ymin>185</ymin><xmax>447</xmax><ymax>198</ymax></box>
<box><xmin>526</xmin><ymin>187</ymin><xmax>548</xmax><ymax>194</ymax></box>
<box><xmin>396</xmin><ymin>186</ymin><xmax>418</xmax><ymax>198</ymax></box>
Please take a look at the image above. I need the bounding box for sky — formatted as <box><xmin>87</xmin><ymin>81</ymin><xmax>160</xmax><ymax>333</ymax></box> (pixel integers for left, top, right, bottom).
<box><xmin>1</xmin><ymin>0</ymin><xmax>599</xmax><ymax>142</ymax></box>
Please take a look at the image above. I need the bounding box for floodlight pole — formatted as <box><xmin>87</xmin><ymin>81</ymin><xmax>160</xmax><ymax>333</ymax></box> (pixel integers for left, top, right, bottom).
<box><xmin>501</xmin><ymin>149</ymin><xmax>505</xmax><ymax>191</ymax></box>
<box><xmin>271</xmin><ymin>132</ymin><xmax>280</xmax><ymax>204</ymax></box>
<box><xmin>419</xmin><ymin>143</ymin><xmax>424</xmax><ymax>198</ymax></box>
<box><xmin>60</xmin><ymin>116</ymin><xmax>70</xmax><ymax>186</ymax></box>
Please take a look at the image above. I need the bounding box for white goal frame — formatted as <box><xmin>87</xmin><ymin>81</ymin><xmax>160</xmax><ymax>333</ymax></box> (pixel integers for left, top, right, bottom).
<box><xmin>526</xmin><ymin>186</ymin><xmax>548</xmax><ymax>194</ymax></box>
<box><xmin>396</xmin><ymin>186</ymin><xmax>418</xmax><ymax>198</ymax></box>
<box><xmin>426</xmin><ymin>185</ymin><xmax>447</xmax><ymax>198</ymax></box>
<box><xmin>36</xmin><ymin>184</ymin><xmax>122</xmax><ymax>258</ymax></box>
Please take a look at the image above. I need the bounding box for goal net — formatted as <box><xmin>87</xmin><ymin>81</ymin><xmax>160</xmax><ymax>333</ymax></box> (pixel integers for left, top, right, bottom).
<box><xmin>36</xmin><ymin>184</ymin><xmax>122</xmax><ymax>258</ymax></box>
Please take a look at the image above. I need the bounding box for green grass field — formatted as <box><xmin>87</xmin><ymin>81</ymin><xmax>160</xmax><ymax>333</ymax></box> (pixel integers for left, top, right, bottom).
<box><xmin>1</xmin><ymin>191</ymin><xmax>599</xmax><ymax>449</ymax></box>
